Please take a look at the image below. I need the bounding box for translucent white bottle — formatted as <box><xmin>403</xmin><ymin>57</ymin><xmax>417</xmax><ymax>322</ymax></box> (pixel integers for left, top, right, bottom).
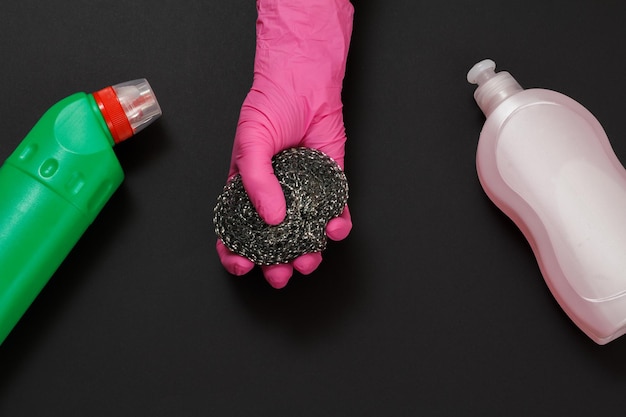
<box><xmin>468</xmin><ymin>59</ymin><xmax>626</xmax><ymax>344</ymax></box>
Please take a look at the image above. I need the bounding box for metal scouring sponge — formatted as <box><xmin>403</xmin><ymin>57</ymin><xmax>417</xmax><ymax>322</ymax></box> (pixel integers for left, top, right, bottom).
<box><xmin>214</xmin><ymin>147</ymin><xmax>348</xmax><ymax>265</ymax></box>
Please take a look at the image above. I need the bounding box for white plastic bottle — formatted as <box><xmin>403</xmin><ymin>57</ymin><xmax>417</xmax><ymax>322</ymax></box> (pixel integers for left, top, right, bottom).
<box><xmin>468</xmin><ymin>59</ymin><xmax>626</xmax><ymax>344</ymax></box>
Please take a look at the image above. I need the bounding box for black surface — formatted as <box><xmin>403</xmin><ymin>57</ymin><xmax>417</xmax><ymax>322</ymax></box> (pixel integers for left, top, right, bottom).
<box><xmin>2</xmin><ymin>1</ymin><xmax>626</xmax><ymax>416</ymax></box>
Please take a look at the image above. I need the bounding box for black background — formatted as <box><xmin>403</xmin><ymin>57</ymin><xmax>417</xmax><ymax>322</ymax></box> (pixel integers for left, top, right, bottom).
<box><xmin>2</xmin><ymin>1</ymin><xmax>626</xmax><ymax>416</ymax></box>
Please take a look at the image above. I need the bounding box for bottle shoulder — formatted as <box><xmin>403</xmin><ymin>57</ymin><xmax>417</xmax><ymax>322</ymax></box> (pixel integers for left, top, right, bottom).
<box><xmin>492</xmin><ymin>88</ymin><xmax>579</xmax><ymax>117</ymax></box>
<box><xmin>479</xmin><ymin>88</ymin><xmax>603</xmax><ymax>143</ymax></box>
<box><xmin>41</xmin><ymin>93</ymin><xmax>114</xmax><ymax>154</ymax></box>
<box><xmin>5</xmin><ymin>93</ymin><xmax>123</xmax><ymax>216</ymax></box>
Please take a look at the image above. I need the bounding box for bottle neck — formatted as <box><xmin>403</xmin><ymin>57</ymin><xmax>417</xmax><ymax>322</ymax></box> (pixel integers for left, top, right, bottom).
<box><xmin>473</xmin><ymin>71</ymin><xmax>523</xmax><ymax>117</ymax></box>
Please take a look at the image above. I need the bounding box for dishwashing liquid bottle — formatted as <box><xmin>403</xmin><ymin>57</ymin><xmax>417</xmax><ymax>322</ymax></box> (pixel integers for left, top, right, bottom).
<box><xmin>468</xmin><ymin>59</ymin><xmax>626</xmax><ymax>344</ymax></box>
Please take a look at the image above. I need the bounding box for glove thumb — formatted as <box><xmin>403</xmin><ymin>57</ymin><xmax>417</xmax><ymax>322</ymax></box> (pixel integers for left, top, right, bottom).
<box><xmin>232</xmin><ymin>119</ymin><xmax>287</xmax><ymax>226</ymax></box>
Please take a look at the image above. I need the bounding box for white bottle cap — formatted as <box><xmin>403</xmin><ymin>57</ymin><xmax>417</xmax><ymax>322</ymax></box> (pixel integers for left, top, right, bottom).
<box><xmin>112</xmin><ymin>79</ymin><xmax>162</xmax><ymax>135</ymax></box>
<box><xmin>467</xmin><ymin>59</ymin><xmax>523</xmax><ymax>116</ymax></box>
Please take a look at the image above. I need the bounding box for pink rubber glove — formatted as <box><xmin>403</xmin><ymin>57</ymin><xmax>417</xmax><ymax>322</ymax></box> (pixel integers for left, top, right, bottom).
<box><xmin>216</xmin><ymin>0</ymin><xmax>354</xmax><ymax>289</ymax></box>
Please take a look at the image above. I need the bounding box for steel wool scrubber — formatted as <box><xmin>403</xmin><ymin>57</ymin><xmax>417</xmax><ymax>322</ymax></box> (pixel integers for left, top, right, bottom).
<box><xmin>214</xmin><ymin>147</ymin><xmax>348</xmax><ymax>265</ymax></box>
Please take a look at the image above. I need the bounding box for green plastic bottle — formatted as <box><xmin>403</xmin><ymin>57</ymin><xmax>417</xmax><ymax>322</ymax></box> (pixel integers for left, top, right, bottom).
<box><xmin>0</xmin><ymin>79</ymin><xmax>161</xmax><ymax>345</ymax></box>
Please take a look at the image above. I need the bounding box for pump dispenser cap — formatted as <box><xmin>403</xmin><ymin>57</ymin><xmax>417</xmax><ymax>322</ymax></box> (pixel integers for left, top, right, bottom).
<box><xmin>93</xmin><ymin>78</ymin><xmax>162</xmax><ymax>144</ymax></box>
<box><xmin>467</xmin><ymin>59</ymin><xmax>523</xmax><ymax>116</ymax></box>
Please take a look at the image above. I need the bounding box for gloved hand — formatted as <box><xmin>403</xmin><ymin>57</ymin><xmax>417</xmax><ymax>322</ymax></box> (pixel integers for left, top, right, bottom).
<box><xmin>216</xmin><ymin>0</ymin><xmax>354</xmax><ymax>289</ymax></box>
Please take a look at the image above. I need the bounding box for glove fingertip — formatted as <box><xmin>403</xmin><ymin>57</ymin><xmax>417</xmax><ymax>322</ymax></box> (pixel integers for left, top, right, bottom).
<box><xmin>262</xmin><ymin>264</ymin><xmax>293</xmax><ymax>289</ymax></box>
<box><xmin>293</xmin><ymin>252</ymin><xmax>323</xmax><ymax>275</ymax></box>
<box><xmin>326</xmin><ymin>206</ymin><xmax>352</xmax><ymax>241</ymax></box>
<box><xmin>256</xmin><ymin>196</ymin><xmax>286</xmax><ymax>225</ymax></box>
<box><xmin>216</xmin><ymin>240</ymin><xmax>255</xmax><ymax>276</ymax></box>
<box><xmin>245</xmin><ymin>178</ymin><xmax>287</xmax><ymax>225</ymax></box>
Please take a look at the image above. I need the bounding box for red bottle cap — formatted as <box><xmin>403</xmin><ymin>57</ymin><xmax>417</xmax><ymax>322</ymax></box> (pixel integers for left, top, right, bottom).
<box><xmin>93</xmin><ymin>79</ymin><xmax>162</xmax><ymax>144</ymax></box>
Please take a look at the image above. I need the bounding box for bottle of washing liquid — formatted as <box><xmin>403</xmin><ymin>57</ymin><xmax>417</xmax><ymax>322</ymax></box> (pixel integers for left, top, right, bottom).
<box><xmin>0</xmin><ymin>79</ymin><xmax>161</xmax><ymax>345</ymax></box>
<box><xmin>468</xmin><ymin>59</ymin><xmax>626</xmax><ymax>344</ymax></box>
